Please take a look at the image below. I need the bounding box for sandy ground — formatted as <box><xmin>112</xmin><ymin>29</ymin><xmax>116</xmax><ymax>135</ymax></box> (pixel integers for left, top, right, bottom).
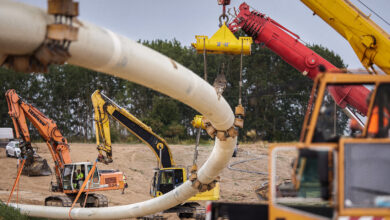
<box><xmin>0</xmin><ymin>142</ymin><xmax>295</xmax><ymax>219</ymax></box>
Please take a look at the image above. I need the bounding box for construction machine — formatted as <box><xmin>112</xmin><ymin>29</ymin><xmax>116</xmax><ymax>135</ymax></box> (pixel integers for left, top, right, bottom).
<box><xmin>91</xmin><ymin>90</ymin><xmax>219</xmax><ymax>218</ymax></box>
<box><xmin>228</xmin><ymin>2</ymin><xmax>370</xmax><ymax>121</ymax></box>
<box><xmin>5</xmin><ymin>89</ymin><xmax>124</xmax><ymax>207</ymax></box>
<box><xmin>207</xmin><ymin>73</ymin><xmax>390</xmax><ymax>220</ymax></box>
<box><xmin>300</xmin><ymin>0</ymin><xmax>390</xmax><ymax>74</ymax></box>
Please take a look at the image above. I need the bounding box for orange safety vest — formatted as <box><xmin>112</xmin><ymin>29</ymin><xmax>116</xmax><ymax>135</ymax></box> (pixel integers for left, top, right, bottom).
<box><xmin>368</xmin><ymin>106</ymin><xmax>389</xmax><ymax>135</ymax></box>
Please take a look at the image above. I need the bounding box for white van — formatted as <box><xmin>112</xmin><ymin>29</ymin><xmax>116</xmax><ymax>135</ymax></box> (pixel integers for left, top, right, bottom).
<box><xmin>6</xmin><ymin>140</ymin><xmax>21</xmax><ymax>157</ymax></box>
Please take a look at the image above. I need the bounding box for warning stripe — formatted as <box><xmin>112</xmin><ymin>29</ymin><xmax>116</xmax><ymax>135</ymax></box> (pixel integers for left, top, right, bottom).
<box><xmin>339</xmin><ymin>217</ymin><xmax>383</xmax><ymax>220</ymax></box>
<box><xmin>205</xmin><ymin>201</ymin><xmax>212</xmax><ymax>220</ymax></box>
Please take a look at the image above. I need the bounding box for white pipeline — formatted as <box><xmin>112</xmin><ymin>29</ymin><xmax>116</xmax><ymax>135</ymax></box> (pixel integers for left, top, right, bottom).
<box><xmin>0</xmin><ymin>0</ymin><xmax>236</xmax><ymax>219</ymax></box>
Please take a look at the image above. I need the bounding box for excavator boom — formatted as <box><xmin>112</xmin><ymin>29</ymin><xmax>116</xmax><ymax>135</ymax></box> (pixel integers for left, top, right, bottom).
<box><xmin>6</xmin><ymin>90</ymin><xmax>31</xmax><ymax>143</ymax></box>
<box><xmin>229</xmin><ymin>3</ymin><xmax>370</xmax><ymax>116</ymax></box>
<box><xmin>300</xmin><ymin>0</ymin><xmax>390</xmax><ymax>74</ymax></box>
<box><xmin>92</xmin><ymin>90</ymin><xmax>175</xmax><ymax>168</ymax></box>
<box><xmin>6</xmin><ymin>90</ymin><xmax>72</xmax><ymax>165</ymax></box>
<box><xmin>5</xmin><ymin>89</ymin><xmax>73</xmax><ymax>177</ymax></box>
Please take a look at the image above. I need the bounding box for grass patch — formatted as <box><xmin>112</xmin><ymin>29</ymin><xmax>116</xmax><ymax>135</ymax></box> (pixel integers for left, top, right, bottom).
<box><xmin>0</xmin><ymin>201</ymin><xmax>51</xmax><ymax>220</ymax></box>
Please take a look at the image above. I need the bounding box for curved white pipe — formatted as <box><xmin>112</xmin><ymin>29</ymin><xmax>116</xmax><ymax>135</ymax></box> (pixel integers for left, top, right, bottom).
<box><xmin>0</xmin><ymin>0</ymin><xmax>237</xmax><ymax>219</ymax></box>
<box><xmin>0</xmin><ymin>0</ymin><xmax>48</xmax><ymax>54</ymax></box>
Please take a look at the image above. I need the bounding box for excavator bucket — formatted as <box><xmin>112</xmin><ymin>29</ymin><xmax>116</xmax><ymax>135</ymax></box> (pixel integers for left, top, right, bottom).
<box><xmin>192</xmin><ymin>23</ymin><xmax>252</xmax><ymax>55</ymax></box>
<box><xmin>22</xmin><ymin>155</ymin><xmax>52</xmax><ymax>176</ymax></box>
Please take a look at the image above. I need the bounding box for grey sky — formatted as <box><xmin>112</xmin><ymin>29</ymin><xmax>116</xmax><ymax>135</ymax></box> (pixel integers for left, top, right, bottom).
<box><xmin>15</xmin><ymin>0</ymin><xmax>390</xmax><ymax>69</ymax></box>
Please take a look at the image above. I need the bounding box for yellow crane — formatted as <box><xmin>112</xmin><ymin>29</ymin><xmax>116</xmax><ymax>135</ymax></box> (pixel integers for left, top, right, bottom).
<box><xmin>301</xmin><ymin>0</ymin><xmax>390</xmax><ymax>74</ymax></box>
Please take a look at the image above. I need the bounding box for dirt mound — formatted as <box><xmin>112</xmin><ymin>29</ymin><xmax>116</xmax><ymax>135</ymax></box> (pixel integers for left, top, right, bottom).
<box><xmin>0</xmin><ymin>142</ymin><xmax>289</xmax><ymax>219</ymax></box>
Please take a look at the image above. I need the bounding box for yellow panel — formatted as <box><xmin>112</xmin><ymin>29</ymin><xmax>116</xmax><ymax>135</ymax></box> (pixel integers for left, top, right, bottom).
<box><xmin>270</xmin><ymin>204</ymin><xmax>323</xmax><ymax>220</ymax></box>
<box><xmin>188</xmin><ymin>183</ymin><xmax>220</xmax><ymax>201</ymax></box>
<box><xmin>192</xmin><ymin>23</ymin><xmax>252</xmax><ymax>55</ymax></box>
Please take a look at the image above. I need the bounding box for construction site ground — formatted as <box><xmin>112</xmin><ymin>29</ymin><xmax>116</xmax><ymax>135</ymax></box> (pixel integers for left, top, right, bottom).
<box><xmin>0</xmin><ymin>142</ymin><xmax>294</xmax><ymax>219</ymax></box>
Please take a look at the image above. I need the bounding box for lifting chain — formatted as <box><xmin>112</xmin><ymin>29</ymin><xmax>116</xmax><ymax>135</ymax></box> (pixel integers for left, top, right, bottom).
<box><xmin>235</xmin><ymin>39</ymin><xmax>245</xmax><ymax>129</ymax></box>
<box><xmin>190</xmin><ymin>115</ymin><xmax>205</xmax><ymax>172</ymax></box>
<box><xmin>218</xmin><ymin>0</ymin><xmax>231</xmax><ymax>27</ymax></box>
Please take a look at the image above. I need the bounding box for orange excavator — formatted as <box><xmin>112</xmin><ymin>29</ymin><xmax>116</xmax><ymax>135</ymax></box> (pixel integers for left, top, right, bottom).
<box><xmin>5</xmin><ymin>89</ymin><xmax>125</xmax><ymax>207</ymax></box>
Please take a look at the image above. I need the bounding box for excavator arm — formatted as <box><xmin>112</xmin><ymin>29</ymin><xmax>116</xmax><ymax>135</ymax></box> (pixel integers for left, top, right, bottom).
<box><xmin>229</xmin><ymin>3</ymin><xmax>370</xmax><ymax>117</ymax></box>
<box><xmin>300</xmin><ymin>0</ymin><xmax>390</xmax><ymax>74</ymax></box>
<box><xmin>91</xmin><ymin>90</ymin><xmax>175</xmax><ymax>168</ymax></box>
<box><xmin>5</xmin><ymin>89</ymin><xmax>71</xmax><ymax>178</ymax></box>
<box><xmin>6</xmin><ymin>90</ymin><xmax>31</xmax><ymax>145</ymax></box>
<box><xmin>92</xmin><ymin>91</ymin><xmax>113</xmax><ymax>164</ymax></box>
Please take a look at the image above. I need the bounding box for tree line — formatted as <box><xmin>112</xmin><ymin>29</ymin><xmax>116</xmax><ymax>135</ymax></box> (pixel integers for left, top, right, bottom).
<box><xmin>0</xmin><ymin>39</ymin><xmax>347</xmax><ymax>143</ymax></box>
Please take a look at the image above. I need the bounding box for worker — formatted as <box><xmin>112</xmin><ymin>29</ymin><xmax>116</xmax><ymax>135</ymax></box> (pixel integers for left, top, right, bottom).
<box><xmin>72</xmin><ymin>171</ymin><xmax>77</xmax><ymax>189</ymax></box>
<box><xmin>367</xmin><ymin>105</ymin><xmax>389</xmax><ymax>137</ymax></box>
<box><xmin>76</xmin><ymin>169</ymin><xmax>84</xmax><ymax>189</ymax></box>
<box><xmin>366</xmin><ymin>90</ymin><xmax>389</xmax><ymax>137</ymax></box>
<box><xmin>122</xmin><ymin>174</ymin><xmax>128</xmax><ymax>194</ymax></box>
<box><xmin>349</xmin><ymin>118</ymin><xmax>361</xmax><ymax>137</ymax></box>
<box><xmin>167</xmin><ymin>174</ymin><xmax>173</xmax><ymax>184</ymax></box>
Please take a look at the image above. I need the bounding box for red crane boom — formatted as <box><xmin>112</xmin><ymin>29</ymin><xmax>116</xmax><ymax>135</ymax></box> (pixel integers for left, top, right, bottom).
<box><xmin>229</xmin><ymin>3</ymin><xmax>370</xmax><ymax>115</ymax></box>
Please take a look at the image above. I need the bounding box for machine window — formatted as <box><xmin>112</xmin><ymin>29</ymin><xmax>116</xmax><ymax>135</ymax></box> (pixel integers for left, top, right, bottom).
<box><xmin>344</xmin><ymin>142</ymin><xmax>390</xmax><ymax>208</ymax></box>
<box><xmin>63</xmin><ymin>166</ymin><xmax>73</xmax><ymax>190</ymax></box>
<box><xmin>161</xmin><ymin>171</ymin><xmax>174</xmax><ymax>184</ymax></box>
<box><xmin>174</xmin><ymin>169</ymin><xmax>184</xmax><ymax>186</ymax></box>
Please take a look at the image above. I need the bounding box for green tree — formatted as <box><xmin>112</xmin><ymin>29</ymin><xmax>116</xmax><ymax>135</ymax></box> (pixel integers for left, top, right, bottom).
<box><xmin>0</xmin><ymin>39</ymin><xmax>349</xmax><ymax>143</ymax></box>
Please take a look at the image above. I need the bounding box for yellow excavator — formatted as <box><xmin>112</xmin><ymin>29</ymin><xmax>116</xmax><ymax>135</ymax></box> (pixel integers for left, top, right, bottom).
<box><xmin>91</xmin><ymin>90</ymin><xmax>219</xmax><ymax>218</ymax></box>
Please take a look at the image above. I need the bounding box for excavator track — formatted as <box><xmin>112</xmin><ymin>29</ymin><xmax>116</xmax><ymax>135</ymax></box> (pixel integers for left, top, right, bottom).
<box><xmin>90</xmin><ymin>193</ymin><xmax>108</xmax><ymax>207</ymax></box>
<box><xmin>45</xmin><ymin>195</ymin><xmax>72</xmax><ymax>207</ymax></box>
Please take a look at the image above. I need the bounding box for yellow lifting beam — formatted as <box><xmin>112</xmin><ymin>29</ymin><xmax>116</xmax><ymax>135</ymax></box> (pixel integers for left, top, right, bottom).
<box><xmin>192</xmin><ymin>23</ymin><xmax>253</xmax><ymax>55</ymax></box>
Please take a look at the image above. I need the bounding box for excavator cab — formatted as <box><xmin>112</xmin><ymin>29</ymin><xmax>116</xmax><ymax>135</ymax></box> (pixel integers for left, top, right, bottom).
<box><xmin>61</xmin><ymin>162</ymin><xmax>100</xmax><ymax>192</ymax></box>
<box><xmin>150</xmin><ymin>168</ymin><xmax>185</xmax><ymax>197</ymax></box>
